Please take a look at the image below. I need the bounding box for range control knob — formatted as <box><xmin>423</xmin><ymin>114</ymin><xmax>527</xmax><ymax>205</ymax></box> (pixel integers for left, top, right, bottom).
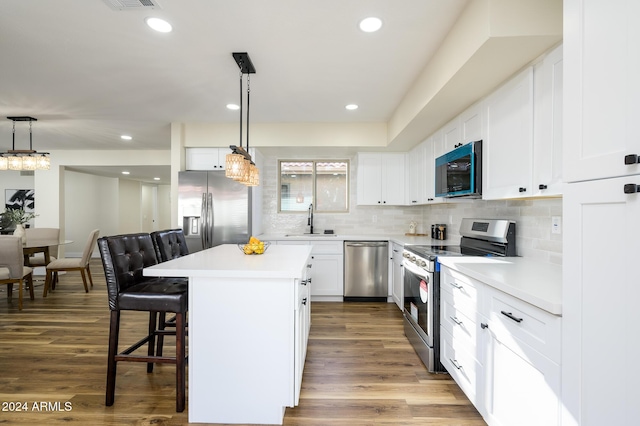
<box><xmin>403</xmin><ymin>252</ymin><xmax>410</xmax><ymax>258</ymax></box>
<box><xmin>418</xmin><ymin>260</ymin><xmax>427</xmax><ymax>267</ymax></box>
<box><xmin>410</xmin><ymin>256</ymin><xmax>416</xmax><ymax>262</ymax></box>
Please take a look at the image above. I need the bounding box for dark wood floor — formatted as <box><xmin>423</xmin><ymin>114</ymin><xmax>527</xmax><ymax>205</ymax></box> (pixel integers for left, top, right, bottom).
<box><xmin>0</xmin><ymin>259</ymin><xmax>485</xmax><ymax>425</ymax></box>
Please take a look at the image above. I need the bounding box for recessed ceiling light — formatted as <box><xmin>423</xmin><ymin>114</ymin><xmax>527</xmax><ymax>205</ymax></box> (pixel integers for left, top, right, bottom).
<box><xmin>226</xmin><ymin>104</ymin><xmax>240</xmax><ymax>110</ymax></box>
<box><xmin>145</xmin><ymin>17</ymin><xmax>172</xmax><ymax>33</ymax></box>
<box><xmin>120</xmin><ymin>135</ymin><xmax>132</xmax><ymax>141</ymax></box>
<box><xmin>122</xmin><ymin>171</ymin><xmax>130</xmax><ymax>175</ymax></box>
<box><xmin>359</xmin><ymin>17</ymin><xmax>382</xmax><ymax>33</ymax></box>
<box><xmin>153</xmin><ymin>177</ymin><xmax>160</xmax><ymax>181</ymax></box>
<box><xmin>345</xmin><ymin>104</ymin><xmax>359</xmax><ymax>110</ymax></box>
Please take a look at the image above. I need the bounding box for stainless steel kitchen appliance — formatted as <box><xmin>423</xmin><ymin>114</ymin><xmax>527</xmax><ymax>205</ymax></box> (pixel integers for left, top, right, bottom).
<box><xmin>178</xmin><ymin>170</ymin><xmax>261</xmax><ymax>252</ymax></box>
<box><xmin>344</xmin><ymin>241</ymin><xmax>389</xmax><ymax>301</ymax></box>
<box><xmin>403</xmin><ymin>218</ymin><xmax>516</xmax><ymax>373</ymax></box>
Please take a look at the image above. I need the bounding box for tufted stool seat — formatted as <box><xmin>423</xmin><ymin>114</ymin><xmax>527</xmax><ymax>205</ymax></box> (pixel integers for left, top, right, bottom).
<box><xmin>98</xmin><ymin>233</ymin><xmax>188</xmax><ymax>412</ymax></box>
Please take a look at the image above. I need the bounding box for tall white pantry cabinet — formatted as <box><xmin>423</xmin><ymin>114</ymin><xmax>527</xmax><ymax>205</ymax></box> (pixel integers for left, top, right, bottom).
<box><xmin>563</xmin><ymin>1</ymin><xmax>640</xmax><ymax>425</ymax></box>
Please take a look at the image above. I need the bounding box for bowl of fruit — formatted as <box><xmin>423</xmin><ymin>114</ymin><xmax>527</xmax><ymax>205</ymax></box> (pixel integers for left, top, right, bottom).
<box><xmin>238</xmin><ymin>236</ymin><xmax>270</xmax><ymax>255</ymax></box>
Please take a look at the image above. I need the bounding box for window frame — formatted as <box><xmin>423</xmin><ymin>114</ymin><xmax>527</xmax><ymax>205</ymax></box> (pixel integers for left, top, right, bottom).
<box><xmin>277</xmin><ymin>159</ymin><xmax>350</xmax><ymax>213</ymax></box>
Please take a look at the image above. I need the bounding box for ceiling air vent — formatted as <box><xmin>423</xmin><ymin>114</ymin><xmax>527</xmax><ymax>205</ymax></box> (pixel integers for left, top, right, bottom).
<box><xmin>101</xmin><ymin>0</ymin><xmax>162</xmax><ymax>10</ymax></box>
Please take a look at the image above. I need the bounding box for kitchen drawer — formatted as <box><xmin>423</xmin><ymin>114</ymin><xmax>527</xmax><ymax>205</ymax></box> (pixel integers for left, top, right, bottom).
<box><xmin>441</xmin><ymin>291</ymin><xmax>483</xmax><ymax>363</ymax></box>
<box><xmin>310</xmin><ymin>240</ymin><xmax>343</xmax><ymax>254</ymax></box>
<box><xmin>486</xmin><ymin>286</ymin><xmax>561</xmax><ymax>363</ymax></box>
<box><xmin>441</xmin><ymin>329</ymin><xmax>482</xmax><ymax>408</ymax></box>
<box><xmin>440</xmin><ymin>266</ymin><xmax>482</xmax><ymax>312</ymax></box>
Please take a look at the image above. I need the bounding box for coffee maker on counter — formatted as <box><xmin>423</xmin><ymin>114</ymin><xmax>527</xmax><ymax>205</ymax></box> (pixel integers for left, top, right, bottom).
<box><xmin>431</xmin><ymin>224</ymin><xmax>447</xmax><ymax>240</ymax></box>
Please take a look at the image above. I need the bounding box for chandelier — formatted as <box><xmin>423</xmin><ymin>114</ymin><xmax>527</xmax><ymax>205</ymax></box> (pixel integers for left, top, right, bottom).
<box><xmin>225</xmin><ymin>52</ymin><xmax>259</xmax><ymax>186</ymax></box>
<box><xmin>0</xmin><ymin>116</ymin><xmax>50</xmax><ymax>171</ymax></box>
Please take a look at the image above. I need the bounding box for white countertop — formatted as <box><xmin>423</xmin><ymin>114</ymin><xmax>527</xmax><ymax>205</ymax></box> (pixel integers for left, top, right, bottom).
<box><xmin>144</xmin><ymin>244</ymin><xmax>313</xmax><ymax>279</ymax></box>
<box><xmin>437</xmin><ymin>256</ymin><xmax>562</xmax><ymax>316</ymax></box>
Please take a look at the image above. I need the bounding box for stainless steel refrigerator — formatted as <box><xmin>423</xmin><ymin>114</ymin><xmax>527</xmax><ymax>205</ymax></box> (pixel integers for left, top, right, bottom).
<box><xmin>178</xmin><ymin>171</ymin><xmax>259</xmax><ymax>252</ymax></box>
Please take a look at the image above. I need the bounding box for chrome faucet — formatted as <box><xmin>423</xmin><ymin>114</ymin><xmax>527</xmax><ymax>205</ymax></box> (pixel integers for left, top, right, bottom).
<box><xmin>307</xmin><ymin>203</ymin><xmax>314</xmax><ymax>234</ymax></box>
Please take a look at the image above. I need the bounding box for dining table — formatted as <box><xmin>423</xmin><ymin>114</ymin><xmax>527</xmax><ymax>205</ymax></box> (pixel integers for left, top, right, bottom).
<box><xmin>22</xmin><ymin>238</ymin><xmax>73</xmax><ymax>266</ymax></box>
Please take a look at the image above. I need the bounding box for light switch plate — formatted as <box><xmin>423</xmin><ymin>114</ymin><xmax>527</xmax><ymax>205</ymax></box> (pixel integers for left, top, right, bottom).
<box><xmin>551</xmin><ymin>216</ymin><xmax>561</xmax><ymax>234</ymax></box>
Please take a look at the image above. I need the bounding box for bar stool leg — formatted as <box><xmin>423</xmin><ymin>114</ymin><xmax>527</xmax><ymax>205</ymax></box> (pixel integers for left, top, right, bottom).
<box><xmin>106</xmin><ymin>310</ymin><xmax>120</xmax><ymax>406</ymax></box>
<box><xmin>176</xmin><ymin>311</ymin><xmax>186</xmax><ymax>413</ymax></box>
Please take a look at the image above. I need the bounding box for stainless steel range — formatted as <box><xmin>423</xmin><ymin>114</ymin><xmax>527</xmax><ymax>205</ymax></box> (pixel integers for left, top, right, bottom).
<box><xmin>402</xmin><ymin>218</ymin><xmax>516</xmax><ymax>373</ymax></box>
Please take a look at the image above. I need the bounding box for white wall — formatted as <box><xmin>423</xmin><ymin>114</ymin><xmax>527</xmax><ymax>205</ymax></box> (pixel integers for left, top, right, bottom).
<box><xmin>63</xmin><ymin>170</ymin><xmax>118</xmax><ymax>256</ymax></box>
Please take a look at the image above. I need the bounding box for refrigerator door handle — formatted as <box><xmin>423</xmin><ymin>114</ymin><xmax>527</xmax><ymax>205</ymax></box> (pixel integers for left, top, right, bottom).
<box><xmin>201</xmin><ymin>193</ymin><xmax>207</xmax><ymax>249</ymax></box>
<box><xmin>208</xmin><ymin>192</ymin><xmax>214</xmax><ymax>248</ymax></box>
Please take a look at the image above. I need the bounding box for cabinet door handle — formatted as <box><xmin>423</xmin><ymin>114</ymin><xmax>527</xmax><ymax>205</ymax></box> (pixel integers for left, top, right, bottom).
<box><xmin>302</xmin><ymin>298</ymin><xmax>307</xmax><ymax>305</ymax></box>
<box><xmin>624</xmin><ymin>154</ymin><xmax>638</xmax><ymax>165</ymax></box>
<box><xmin>501</xmin><ymin>311</ymin><xmax>523</xmax><ymax>323</ymax></box>
<box><xmin>450</xmin><ymin>282</ymin><xmax>463</xmax><ymax>289</ymax></box>
<box><xmin>449</xmin><ymin>358</ymin><xmax>463</xmax><ymax>370</ymax></box>
<box><xmin>538</xmin><ymin>184</ymin><xmax>548</xmax><ymax>190</ymax></box>
<box><xmin>519</xmin><ymin>187</ymin><xmax>527</xmax><ymax>193</ymax></box>
<box><xmin>624</xmin><ymin>184</ymin><xmax>640</xmax><ymax>194</ymax></box>
<box><xmin>450</xmin><ymin>316</ymin><xmax>463</xmax><ymax>326</ymax></box>
<box><xmin>307</xmin><ymin>263</ymin><xmax>312</xmax><ymax>268</ymax></box>
<box><xmin>481</xmin><ymin>323</ymin><xmax>489</xmax><ymax>329</ymax></box>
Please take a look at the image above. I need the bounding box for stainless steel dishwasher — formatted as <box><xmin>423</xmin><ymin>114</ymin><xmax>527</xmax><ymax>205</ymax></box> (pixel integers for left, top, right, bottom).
<box><xmin>343</xmin><ymin>241</ymin><xmax>389</xmax><ymax>301</ymax></box>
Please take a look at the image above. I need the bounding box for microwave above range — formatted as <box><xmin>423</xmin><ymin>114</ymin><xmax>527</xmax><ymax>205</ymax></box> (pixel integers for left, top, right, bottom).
<box><xmin>435</xmin><ymin>140</ymin><xmax>482</xmax><ymax>198</ymax></box>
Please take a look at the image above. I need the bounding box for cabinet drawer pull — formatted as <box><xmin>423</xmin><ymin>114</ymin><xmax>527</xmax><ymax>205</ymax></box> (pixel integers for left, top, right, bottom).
<box><xmin>538</xmin><ymin>184</ymin><xmax>548</xmax><ymax>190</ymax></box>
<box><xmin>301</xmin><ymin>279</ymin><xmax>308</xmax><ymax>286</ymax></box>
<box><xmin>625</xmin><ymin>154</ymin><xmax>638</xmax><ymax>164</ymax></box>
<box><xmin>450</xmin><ymin>282</ymin><xmax>463</xmax><ymax>289</ymax></box>
<box><xmin>623</xmin><ymin>184</ymin><xmax>640</xmax><ymax>194</ymax></box>
<box><xmin>501</xmin><ymin>311</ymin><xmax>523</xmax><ymax>323</ymax></box>
<box><xmin>449</xmin><ymin>358</ymin><xmax>463</xmax><ymax>370</ymax></box>
<box><xmin>519</xmin><ymin>187</ymin><xmax>527</xmax><ymax>193</ymax></box>
<box><xmin>481</xmin><ymin>323</ymin><xmax>488</xmax><ymax>329</ymax></box>
<box><xmin>450</xmin><ymin>316</ymin><xmax>463</xmax><ymax>326</ymax></box>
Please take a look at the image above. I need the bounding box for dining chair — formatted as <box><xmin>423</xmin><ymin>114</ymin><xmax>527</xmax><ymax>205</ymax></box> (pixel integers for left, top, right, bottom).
<box><xmin>0</xmin><ymin>235</ymin><xmax>35</xmax><ymax>310</ymax></box>
<box><xmin>24</xmin><ymin>227</ymin><xmax>60</xmax><ymax>267</ymax></box>
<box><xmin>97</xmin><ymin>233</ymin><xmax>188</xmax><ymax>412</ymax></box>
<box><xmin>43</xmin><ymin>229</ymin><xmax>100</xmax><ymax>296</ymax></box>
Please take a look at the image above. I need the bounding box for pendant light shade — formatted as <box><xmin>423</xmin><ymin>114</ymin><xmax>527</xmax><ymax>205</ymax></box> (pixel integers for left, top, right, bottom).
<box><xmin>225</xmin><ymin>151</ymin><xmax>247</xmax><ymax>180</ymax></box>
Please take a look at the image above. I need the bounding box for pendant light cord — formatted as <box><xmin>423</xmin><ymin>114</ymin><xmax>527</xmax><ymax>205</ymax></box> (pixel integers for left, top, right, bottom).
<box><xmin>246</xmin><ymin>73</ymin><xmax>250</xmax><ymax>153</ymax></box>
<box><xmin>239</xmin><ymin>70</ymin><xmax>243</xmax><ymax>149</ymax></box>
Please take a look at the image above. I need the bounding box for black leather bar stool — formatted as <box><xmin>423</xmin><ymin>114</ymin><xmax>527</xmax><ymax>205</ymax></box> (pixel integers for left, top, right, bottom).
<box><xmin>150</xmin><ymin>228</ymin><xmax>190</xmax><ymax>356</ymax></box>
<box><xmin>150</xmin><ymin>228</ymin><xmax>189</xmax><ymax>262</ymax></box>
<box><xmin>98</xmin><ymin>233</ymin><xmax>188</xmax><ymax>412</ymax></box>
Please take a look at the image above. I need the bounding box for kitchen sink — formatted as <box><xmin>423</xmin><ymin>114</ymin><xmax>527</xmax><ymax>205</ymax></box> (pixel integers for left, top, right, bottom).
<box><xmin>284</xmin><ymin>233</ymin><xmax>337</xmax><ymax>237</ymax></box>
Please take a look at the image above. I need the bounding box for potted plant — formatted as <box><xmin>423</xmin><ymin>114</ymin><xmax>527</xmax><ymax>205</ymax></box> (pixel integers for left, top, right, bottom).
<box><xmin>2</xmin><ymin>208</ymin><xmax>38</xmax><ymax>243</ymax></box>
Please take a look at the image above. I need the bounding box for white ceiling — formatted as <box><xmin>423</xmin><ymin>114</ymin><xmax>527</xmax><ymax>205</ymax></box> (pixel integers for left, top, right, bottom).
<box><xmin>0</xmin><ymin>0</ymin><xmax>468</xmax><ymax>182</ymax></box>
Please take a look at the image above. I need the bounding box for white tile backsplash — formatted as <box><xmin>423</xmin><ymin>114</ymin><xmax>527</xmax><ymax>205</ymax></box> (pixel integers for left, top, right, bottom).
<box><xmin>260</xmin><ymin>152</ymin><xmax>562</xmax><ymax>264</ymax></box>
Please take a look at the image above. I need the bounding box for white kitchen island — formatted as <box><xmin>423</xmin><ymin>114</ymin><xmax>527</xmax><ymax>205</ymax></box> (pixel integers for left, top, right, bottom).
<box><xmin>144</xmin><ymin>243</ymin><xmax>313</xmax><ymax>425</ymax></box>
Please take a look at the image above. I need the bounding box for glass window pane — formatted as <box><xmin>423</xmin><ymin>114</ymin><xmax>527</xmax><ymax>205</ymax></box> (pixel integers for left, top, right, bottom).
<box><xmin>279</xmin><ymin>161</ymin><xmax>313</xmax><ymax>212</ymax></box>
<box><xmin>315</xmin><ymin>161</ymin><xmax>348</xmax><ymax>212</ymax></box>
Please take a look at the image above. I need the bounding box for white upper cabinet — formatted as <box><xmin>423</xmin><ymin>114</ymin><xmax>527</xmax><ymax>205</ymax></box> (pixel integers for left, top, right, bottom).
<box><xmin>460</xmin><ymin>101</ymin><xmax>484</xmax><ymax>144</ymax></box>
<box><xmin>357</xmin><ymin>153</ymin><xmax>406</xmax><ymax>205</ymax></box>
<box><xmin>564</xmin><ymin>0</ymin><xmax>640</xmax><ymax>182</ymax></box>
<box><xmin>483</xmin><ymin>68</ymin><xmax>535</xmax><ymax>199</ymax></box>
<box><xmin>442</xmin><ymin>116</ymin><xmax>462</xmax><ymax>154</ymax></box>
<box><xmin>406</xmin><ymin>140</ymin><xmax>427</xmax><ymax>205</ymax></box>
<box><xmin>532</xmin><ymin>44</ymin><xmax>563</xmax><ymax>196</ymax></box>
<box><xmin>186</xmin><ymin>147</ymin><xmax>227</xmax><ymax>170</ymax></box>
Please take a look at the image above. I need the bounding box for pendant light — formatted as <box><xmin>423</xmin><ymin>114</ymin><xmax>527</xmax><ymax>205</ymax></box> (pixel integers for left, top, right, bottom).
<box><xmin>0</xmin><ymin>117</ymin><xmax>50</xmax><ymax>171</ymax></box>
<box><xmin>225</xmin><ymin>52</ymin><xmax>259</xmax><ymax>186</ymax></box>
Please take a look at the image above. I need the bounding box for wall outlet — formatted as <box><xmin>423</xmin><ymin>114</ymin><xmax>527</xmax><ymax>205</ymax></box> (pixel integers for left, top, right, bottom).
<box><xmin>551</xmin><ymin>216</ymin><xmax>562</xmax><ymax>234</ymax></box>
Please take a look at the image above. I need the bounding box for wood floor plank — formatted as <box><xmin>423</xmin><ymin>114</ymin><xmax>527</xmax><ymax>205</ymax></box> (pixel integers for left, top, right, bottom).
<box><xmin>0</xmin><ymin>259</ymin><xmax>484</xmax><ymax>425</ymax></box>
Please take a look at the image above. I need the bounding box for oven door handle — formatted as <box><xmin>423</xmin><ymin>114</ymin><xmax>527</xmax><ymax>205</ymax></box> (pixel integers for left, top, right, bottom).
<box><xmin>403</xmin><ymin>260</ymin><xmax>431</xmax><ymax>279</ymax></box>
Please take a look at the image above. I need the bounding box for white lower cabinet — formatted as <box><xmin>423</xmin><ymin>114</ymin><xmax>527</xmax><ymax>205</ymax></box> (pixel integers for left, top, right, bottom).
<box><xmin>294</xmin><ymin>263</ymin><xmax>311</xmax><ymax>405</ymax></box>
<box><xmin>440</xmin><ymin>265</ymin><xmax>562</xmax><ymax>426</ymax></box>
<box><xmin>483</xmin><ymin>286</ymin><xmax>561</xmax><ymax>426</ymax></box>
<box><xmin>390</xmin><ymin>242</ymin><xmax>403</xmax><ymax>309</ymax></box>
<box><xmin>275</xmin><ymin>240</ymin><xmax>344</xmax><ymax>300</ymax></box>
